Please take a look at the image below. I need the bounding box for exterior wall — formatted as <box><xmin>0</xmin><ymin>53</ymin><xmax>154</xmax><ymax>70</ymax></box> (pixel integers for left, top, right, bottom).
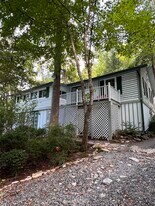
<box><xmin>140</xmin><ymin>67</ymin><xmax>155</xmax><ymax>130</ymax></box>
<box><xmin>140</xmin><ymin>67</ymin><xmax>155</xmax><ymax>110</ymax></box>
<box><xmin>143</xmin><ymin>103</ymin><xmax>152</xmax><ymax>130</ymax></box>
<box><xmin>59</xmin><ymin>100</ymin><xmax>121</xmax><ymax>139</ymax></box>
<box><xmin>121</xmin><ymin>101</ymin><xmax>142</xmax><ymax>130</ymax></box>
<box><xmin>121</xmin><ymin>71</ymin><xmax>139</xmax><ymax>102</ymax></box>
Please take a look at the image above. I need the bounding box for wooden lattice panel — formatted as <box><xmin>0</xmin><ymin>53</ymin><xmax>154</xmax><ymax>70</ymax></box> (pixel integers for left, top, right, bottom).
<box><xmin>60</xmin><ymin>101</ymin><xmax>111</xmax><ymax>140</ymax></box>
<box><xmin>61</xmin><ymin>105</ymin><xmax>78</xmax><ymax>126</ymax></box>
<box><xmin>59</xmin><ymin>107</ymin><xmax>65</xmax><ymax>126</ymax></box>
<box><xmin>77</xmin><ymin>107</ymin><xmax>91</xmax><ymax>136</ymax></box>
<box><xmin>78</xmin><ymin>108</ymin><xmax>84</xmax><ymax>135</ymax></box>
<box><xmin>91</xmin><ymin>101</ymin><xmax>110</xmax><ymax>139</ymax></box>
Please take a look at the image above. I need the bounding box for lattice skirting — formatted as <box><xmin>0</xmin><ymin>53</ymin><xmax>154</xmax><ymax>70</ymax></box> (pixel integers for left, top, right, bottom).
<box><xmin>59</xmin><ymin>100</ymin><xmax>121</xmax><ymax>140</ymax></box>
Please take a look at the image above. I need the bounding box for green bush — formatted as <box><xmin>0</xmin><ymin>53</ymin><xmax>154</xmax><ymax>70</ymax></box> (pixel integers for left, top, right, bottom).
<box><xmin>149</xmin><ymin>116</ymin><xmax>155</xmax><ymax>133</ymax></box>
<box><xmin>64</xmin><ymin>124</ymin><xmax>76</xmax><ymax>139</ymax></box>
<box><xmin>0</xmin><ymin>149</ymin><xmax>28</xmax><ymax>176</ymax></box>
<box><xmin>26</xmin><ymin>138</ymin><xmax>50</xmax><ymax>164</ymax></box>
<box><xmin>0</xmin><ymin>131</ymin><xmax>28</xmax><ymax>152</ymax></box>
<box><xmin>14</xmin><ymin>126</ymin><xmax>46</xmax><ymax>138</ymax></box>
<box><xmin>48</xmin><ymin>125</ymin><xmax>79</xmax><ymax>154</ymax></box>
<box><xmin>122</xmin><ymin>122</ymin><xmax>138</xmax><ymax>135</ymax></box>
<box><xmin>51</xmin><ymin>151</ymin><xmax>68</xmax><ymax>166</ymax></box>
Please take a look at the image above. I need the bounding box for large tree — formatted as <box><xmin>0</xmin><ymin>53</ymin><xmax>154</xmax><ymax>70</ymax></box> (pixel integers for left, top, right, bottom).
<box><xmin>1</xmin><ymin>0</ymin><xmax>71</xmax><ymax>126</ymax></box>
<box><xmin>103</xmin><ymin>0</ymin><xmax>155</xmax><ymax>72</ymax></box>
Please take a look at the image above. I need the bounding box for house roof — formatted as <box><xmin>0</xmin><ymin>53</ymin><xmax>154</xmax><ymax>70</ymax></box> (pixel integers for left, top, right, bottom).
<box><xmin>66</xmin><ymin>64</ymin><xmax>148</xmax><ymax>86</ymax></box>
<box><xmin>22</xmin><ymin>64</ymin><xmax>149</xmax><ymax>92</ymax></box>
<box><xmin>22</xmin><ymin>82</ymin><xmax>53</xmax><ymax>93</ymax></box>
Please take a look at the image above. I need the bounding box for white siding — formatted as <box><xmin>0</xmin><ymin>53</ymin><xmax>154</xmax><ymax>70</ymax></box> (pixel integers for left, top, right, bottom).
<box><xmin>121</xmin><ymin>102</ymin><xmax>142</xmax><ymax>130</ymax></box>
<box><xmin>111</xmin><ymin>102</ymin><xmax>121</xmax><ymax>134</ymax></box>
<box><xmin>143</xmin><ymin>103</ymin><xmax>151</xmax><ymax>130</ymax></box>
<box><xmin>38</xmin><ymin>110</ymin><xmax>47</xmax><ymax>128</ymax></box>
<box><xmin>140</xmin><ymin>67</ymin><xmax>155</xmax><ymax>112</ymax></box>
<box><xmin>121</xmin><ymin>71</ymin><xmax>139</xmax><ymax>102</ymax></box>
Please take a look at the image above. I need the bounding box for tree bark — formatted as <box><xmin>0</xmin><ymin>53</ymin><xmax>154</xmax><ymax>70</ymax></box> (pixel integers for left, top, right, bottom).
<box><xmin>50</xmin><ymin>73</ymin><xmax>60</xmax><ymax>125</ymax></box>
<box><xmin>50</xmin><ymin>20</ymin><xmax>63</xmax><ymax>126</ymax></box>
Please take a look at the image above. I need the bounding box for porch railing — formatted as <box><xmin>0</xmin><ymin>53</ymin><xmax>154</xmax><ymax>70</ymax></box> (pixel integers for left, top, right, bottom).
<box><xmin>60</xmin><ymin>83</ymin><xmax>121</xmax><ymax>105</ymax></box>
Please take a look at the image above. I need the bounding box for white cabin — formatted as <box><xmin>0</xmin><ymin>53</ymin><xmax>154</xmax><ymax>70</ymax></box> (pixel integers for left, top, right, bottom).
<box><xmin>16</xmin><ymin>65</ymin><xmax>155</xmax><ymax>139</ymax></box>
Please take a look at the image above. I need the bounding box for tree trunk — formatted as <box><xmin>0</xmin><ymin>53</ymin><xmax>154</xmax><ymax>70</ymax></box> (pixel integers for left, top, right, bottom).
<box><xmin>50</xmin><ymin>73</ymin><xmax>60</xmax><ymax>125</ymax></box>
<box><xmin>50</xmin><ymin>20</ymin><xmax>63</xmax><ymax>126</ymax></box>
<box><xmin>82</xmin><ymin>108</ymin><xmax>91</xmax><ymax>150</ymax></box>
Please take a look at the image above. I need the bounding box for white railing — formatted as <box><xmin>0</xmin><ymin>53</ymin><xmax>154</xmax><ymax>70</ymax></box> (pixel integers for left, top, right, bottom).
<box><xmin>60</xmin><ymin>83</ymin><xmax>121</xmax><ymax>105</ymax></box>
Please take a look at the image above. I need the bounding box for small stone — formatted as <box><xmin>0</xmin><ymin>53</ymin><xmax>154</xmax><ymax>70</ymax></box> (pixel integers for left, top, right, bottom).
<box><xmin>120</xmin><ymin>175</ymin><xmax>127</xmax><ymax>178</ymax></box>
<box><xmin>94</xmin><ymin>174</ymin><xmax>98</xmax><ymax>179</ymax></box>
<box><xmin>134</xmin><ymin>138</ymin><xmax>141</xmax><ymax>142</ymax></box>
<box><xmin>129</xmin><ymin>157</ymin><xmax>139</xmax><ymax>162</ymax></box>
<box><xmin>50</xmin><ymin>168</ymin><xmax>56</xmax><ymax>172</ymax></box>
<box><xmin>100</xmin><ymin>193</ymin><xmax>106</xmax><ymax>198</ymax></box>
<box><xmin>24</xmin><ymin>176</ymin><xmax>32</xmax><ymax>181</ymax></box>
<box><xmin>103</xmin><ymin>178</ymin><xmax>113</xmax><ymax>185</ymax></box>
<box><xmin>146</xmin><ymin>149</ymin><xmax>155</xmax><ymax>154</ymax></box>
<box><xmin>92</xmin><ymin>143</ymin><xmax>103</xmax><ymax>149</ymax></box>
<box><xmin>72</xmin><ymin>182</ymin><xmax>77</xmax><ymax>186</ymax></box>
<box><xmin>11</xmin><ymin>181</ymin><xmax>19</xmax><ymax>185</ymax></box>
<box><xmin>20</xmin><ymin>179</ymin><xmax>26</xmax><ymax>183</ymax></box>
<box><xmin>128</xmin><ymin>164</ymin><xmax>132</xmax><ymax>166</ymax></box>
<box><xmin>32</xmin><ymin>171</ymin><xmax>43</xmax><ymax>179</ymax></box>
<box><xmin>93</xmin><ymin>155</ymin><xmax>102</xmax><ymax>160</ymax></box>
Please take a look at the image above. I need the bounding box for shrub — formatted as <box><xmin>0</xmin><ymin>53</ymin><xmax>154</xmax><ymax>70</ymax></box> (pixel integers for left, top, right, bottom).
<box><xmin>122</xmin><ymin>122</ymin><xmax>138</xmax><ymax>135</ymax></box>
<box><xmin>149</xmin><ymin>115</ymin><xmax>155</xmax><ymax>133</ymax></box>
<box><xmin>0</xmin><ymin>131</ymin><xmax>28</xmax><ymax>152</ymax></box>
<box><xmin>26</xmin><ymin>138</ymin><xmax>50</xmax><ymax>164</ymax></box>
<box><xmin>14</xmin><ymin>126</ymin><xmax>46</xmax><ymax>138</ymax></box>
<box><xmin>51</xmin><ymin>151</ymin><xmax>68</xmax><ymax>166</ymax></box>
<box><xmin>64</xmin><ymin>124</ymin><xmax>76</xmax><ymax>139</ymax></box>
<box><xmin>48</xmin><ymin>125</ymin><xmax>79</xmax><ymax>154</ymax></box>
<box><xmin>0</xmin><ymin>149</ymin><xmax>28</xmax><ymax>176</ymax></box>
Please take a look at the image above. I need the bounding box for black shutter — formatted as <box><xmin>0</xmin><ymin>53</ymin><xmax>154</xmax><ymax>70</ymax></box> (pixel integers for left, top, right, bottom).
<box><xmin>116</xmin><ymin>76</ymin><xmax>122</xmax><ymax>94</ymax></box>
<box><xmin>46</xmin><ymin>87</ymin><xmax>49</xmax><ymax>98</ymax></box>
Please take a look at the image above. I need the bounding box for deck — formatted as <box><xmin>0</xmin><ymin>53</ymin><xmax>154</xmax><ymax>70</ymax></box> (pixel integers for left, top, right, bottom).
<box><xmin>60</xmin><ymin>84</ymin><xmax>121</xmax><ymax>105</ymax></box>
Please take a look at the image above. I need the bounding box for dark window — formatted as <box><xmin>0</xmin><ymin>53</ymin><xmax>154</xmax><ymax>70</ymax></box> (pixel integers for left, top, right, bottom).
<box><xmin>31</xmin><ymin>92</ymin><xmax>37</xmax><ymax>99</ymax></box>
<box><xmin>38</xmin><ymin>87</ymin><xmax>49</xmax><ymax>98</ymax></box>
<box><xmin>17</xmin><ymin>96</ymin><xmax>20</xmax><ymax>103</ymax></box>
<box><xmin>106</xmin><ymin>78</ymin><xmax>115</xmax><ymax>87</ymax></box>
<box><xmin>39</xmin><ymin>90</ymin><xmax>46</xmax><ymax>98</ymax></box>
<box><xmin>100</xmin><ymin>80</ymin><xmax>104</xmax><ymax>87</ymax></box>
<box><xmin>46</xmin><ymin>87</ymin><xmax>49</xmax><ymax>98</ymax></box>
<box><xmin>71</xmin><ymin>86</ymin><xmax>81</xmax><ymax>92</ymax></box>
<box><xmin>142</xmin><ymin>77</ymin><xmax>149</xmax><ymax>98</ymax></box>
<box><xmin>116</xmin><ymin>76</ymin><xmax>122</xmax><ymax>94</ymax></box>
<box><xmin>23</xmin><ymin>94</ymin><xmax>29</xmax><ymax>101</ymax></box>
<box><xmin>60</xmin><ymin>91</ymin><xmax>66</xmax><ymax>95</ymax></box>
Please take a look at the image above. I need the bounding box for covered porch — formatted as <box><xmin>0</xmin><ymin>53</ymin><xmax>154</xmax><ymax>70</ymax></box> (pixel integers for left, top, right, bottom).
<box><xmin>60</xmin><ymin>83</ymin><xmax>121</xmax><ymax>106</ymax></box>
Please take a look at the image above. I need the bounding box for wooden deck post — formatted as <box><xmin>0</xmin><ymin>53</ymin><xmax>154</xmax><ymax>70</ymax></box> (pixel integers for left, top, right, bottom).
<box><xmin>108</xmin><ymin>82</ymin><xmax>111</xmax><ymax>100</ymax></box>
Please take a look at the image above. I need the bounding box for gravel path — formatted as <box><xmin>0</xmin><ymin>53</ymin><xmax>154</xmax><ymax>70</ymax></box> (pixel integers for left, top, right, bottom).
<box><xmin>0</xmin><ymin>141</ymin><xmax>155</xmax><ymax>206</ymax></box>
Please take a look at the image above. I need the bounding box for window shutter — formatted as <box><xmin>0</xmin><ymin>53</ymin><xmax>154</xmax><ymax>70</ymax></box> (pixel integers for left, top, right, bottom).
<box><xmin>117</xmin><ymin>76</ymin><xmax>122</xmax><ymax>94</ymax></box>
<box><xmin>46</xmin><ymin>87</ymin><xmax>49</xmax><ymax>98</ymax></box>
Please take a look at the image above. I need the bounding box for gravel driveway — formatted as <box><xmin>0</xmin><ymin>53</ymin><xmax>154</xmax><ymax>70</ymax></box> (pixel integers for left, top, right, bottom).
<box><xmin>0</xmin><ymin>140</ymin><xmax>155</xmax><ymax>206</ymax></box>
